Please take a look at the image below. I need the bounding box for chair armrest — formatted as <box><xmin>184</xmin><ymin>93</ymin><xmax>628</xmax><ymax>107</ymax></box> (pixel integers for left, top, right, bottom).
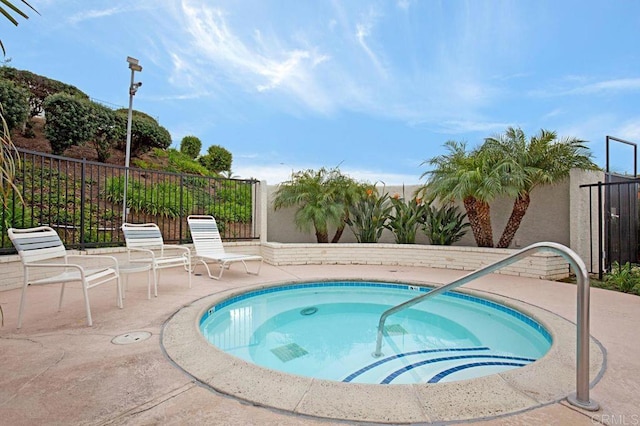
<box><xmin>125</xmin><ymin>247</ymin><xmax>157</xmax><ymax>261</ymax></box>
<box><xmin>23</xmin><ymin>262</ymin><xmax>86</xmax><ymax>275</ymax></box>
<box><xmin>67</xmin><ymin>254</ymin><xmax>119</xmax><ymax>270</ymax></box>
<box><xmin>160</xmin><ymin>244</ymin><xmax>191</xmax><ymax>255</ymax></box>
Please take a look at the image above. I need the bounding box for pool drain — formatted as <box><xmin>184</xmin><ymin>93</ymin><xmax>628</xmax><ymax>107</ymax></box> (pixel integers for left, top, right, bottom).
<box><xmin>300</xmin><ymin>307</ymin><xmax>318</xmax><ymax>316</ymax></box>
<box><xmin>111</xmin><ymin>331</ymin><xmax>152</xmax><ymax>345</ymax></box>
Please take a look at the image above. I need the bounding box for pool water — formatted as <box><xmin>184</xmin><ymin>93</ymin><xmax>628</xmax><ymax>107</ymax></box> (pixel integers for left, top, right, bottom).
<box><xmin>199</xmin><ymin>282</ymin><xmax>552</xmax><ymax>384</ymax></box>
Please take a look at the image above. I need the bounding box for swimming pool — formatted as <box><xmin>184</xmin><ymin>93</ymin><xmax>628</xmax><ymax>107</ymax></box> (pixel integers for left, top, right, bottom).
<box><xmin>199</xmin><ymin>281</ymin><xmax>551</xmax><ymax>384</ymax></box>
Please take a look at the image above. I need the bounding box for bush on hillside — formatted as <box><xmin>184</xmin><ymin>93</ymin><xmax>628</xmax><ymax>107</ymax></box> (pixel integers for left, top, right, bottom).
<box><xmin>199</xmin><ymin>144</ymin><xmax>232</xmax><ymax>173</ymax></box>
<box><xmin>0</xmin><ymin>78</ymin><xmax>29</xmax><ymax>131</ymax></box>
<box><xmin>90</xmin><ymin>102</ymin><xmax>124</xmax><ymax>162</ymax></box>
<box><xmin>127</xmin><ymin>115</ymin><xmax>172</xmax><ymax>155</ymax></box>
<box><xmin>180</xmin><ymin>135</ymin><xmax>201</xmax><ymax>159</ymax></box>
<box><xmin>167</xmin><ymin>148</ymin><xmax>210</xmax><ymax>175</ymax></box>
<box><xmin>43</xmin><ymin>93</ymin><xmax>94</xmax><ymax>155</ymax></box>
<box><xmin>0</xmin><ymin>66</ymin><xmax>88</xmax><ymax>117</ymax></box>
<box><xmin>115</xmin><ymin>108</ymin><xmax>158</xmax><ymax>124</ymax></box>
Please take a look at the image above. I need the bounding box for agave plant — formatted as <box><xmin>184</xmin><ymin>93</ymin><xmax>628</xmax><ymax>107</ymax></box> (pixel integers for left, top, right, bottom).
<box><xmin>421</xmin><ymin>203</ymin><xmax>470</xmax><ymax>245</ymax></box>
<box><xmin>347</xmin><ymin>186</ymin><xmax>392</xmax><ymax>243</ymax></box>
<box><xmin>385</xmin><ymin>195</ymin><xmax>426</xmax><ymax>244</ymax></box>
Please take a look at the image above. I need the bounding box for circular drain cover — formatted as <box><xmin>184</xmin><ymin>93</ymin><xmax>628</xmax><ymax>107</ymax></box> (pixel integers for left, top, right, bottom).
<box><xmin>300</xmin><ymin>307</ymin><xmax>318</xmax><ymax>316</ymax></box>
<box><xmin>111</xmin><ymin>331</ymin><xmax>152</xmax><ymax>345</ymax></box>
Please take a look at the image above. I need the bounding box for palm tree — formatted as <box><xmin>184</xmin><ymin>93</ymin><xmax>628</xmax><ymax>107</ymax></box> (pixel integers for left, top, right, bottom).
<box><xmin>273</xmin><ymin>167</ymin><xmax>360</xmax><ymax>243</ymax></box>
<box><xmin>1</xmin><ymin>0</ymin><xmax>36</xmax><ymax>208</ymax></box>
<box><xmin>1</xmin><ymin>1</ymin><xmax>38</xmax><ymax>55</ymax></box>
<box><xmin>420</xmin><ymin>140</ymin><xmax>507</xmax><ymax>247</ymax></box>
<box><xmin>484</xmin><ymin>127</ymin><xmax>599</xmax><ymax>248</ymax></box>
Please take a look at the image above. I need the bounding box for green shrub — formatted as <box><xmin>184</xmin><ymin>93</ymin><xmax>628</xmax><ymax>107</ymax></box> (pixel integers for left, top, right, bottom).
<box><xmin>199</xmin><ymin>144</ymin><xmax>232</xmax><ymax>173</ymax></box>
<box><xmin>0</xmin><ymin>78</ymin><xmax>29</xmax><ymax>131</ymax></box>
<box><xmin>104</xmin><ymin>177</ymin><xmax>193</xmax><ymax>218</ymax></box>
<box><xmin>90</xmin><ymin>102</ymin><xmax>124</xmax><ymax>162</ymax></box>
<box><xmin>347</xmin><ymin>187</ymin><xmax>391</xmax><ymax>243</ymax></box>
<box><xmin>421</xmin><ymin>203</ymin><xmax>470</xmax><ymax>245</ymax></box>
<box><xmin>0</xmin><ymin>66</ymin><xmax>89</xmax><ymax>117</ymax></box>
<box><xmin>43</xmin><ymin>93</ymin><xmax>94</xmax><ymax>154</ymax></box>
<box><xmin>605</xmin><ymin>262</ymin><xmax>640</xmax><ymax>294</ymax></box>
<box><xmin>167</xmin><ymin>148</ymin><xmax>210</xmax><ymax>176</ymax></box>
<box><xmin>385</xmin><ymin>196</ymin><xmax>426</xmax><ymax>244</ymax></box>
<box><xmin>180</xmin><ymin>135</ymin><xmax>201</xmax><ymax>159</ymax></box>
<box><xmin>114</xmin><ymin>108</ymin><xmax>158</xmax><ymax>124</ymax></box>
<box><xmin>127</xmin><ymin>115</ymin><xmax>172</xmax><ymax>154</ymax></box>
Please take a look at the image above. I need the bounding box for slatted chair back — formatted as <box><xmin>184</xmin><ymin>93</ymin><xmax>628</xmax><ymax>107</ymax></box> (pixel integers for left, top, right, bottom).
<box><xmin>121</xmin><ymin>222</ymin><xmax>192</xmax><ymax>291</ymax></box>
<box><xmin>122</xmin><ymin>223</ymin><xmax>165</xmax><ymax>251</ymax></box>
<box><xmin>8</xmin><ymin>226</ymin><xmax>67</xmax><ymax>264</ymax></box>
<box><xmin>187</xmin><ymin>215</ymin><xmax>226</xmax><ymax>257</ymax></box>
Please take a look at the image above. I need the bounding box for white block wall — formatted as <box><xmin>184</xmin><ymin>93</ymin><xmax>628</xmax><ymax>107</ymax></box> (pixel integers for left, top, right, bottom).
<box><xmin>0</xmin><ymin>241</ymin><xmax>568</xmax><ymax>292</ymax></box>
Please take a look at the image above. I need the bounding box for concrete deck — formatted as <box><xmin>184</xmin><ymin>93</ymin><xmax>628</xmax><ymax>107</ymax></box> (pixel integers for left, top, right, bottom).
<box><xmin>0</xmin><ymin>263</ymin><xmax>638</xmax><ymax>425</ymax></box>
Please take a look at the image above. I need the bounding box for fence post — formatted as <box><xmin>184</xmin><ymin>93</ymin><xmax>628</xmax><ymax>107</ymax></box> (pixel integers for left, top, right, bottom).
<box><xmin>597</xmin><ymin>182</ymin><xmax>603</xmax><ymax>280</ymax></box>
<box><xmin>80</xmin><ymin>158</ymin><xmax>87</xmax><ymax>250</ymax></box>
<box><xmin>179</xmin><ymin>174</ymin><xmax>184</xmax><ymax>244</ymax></box>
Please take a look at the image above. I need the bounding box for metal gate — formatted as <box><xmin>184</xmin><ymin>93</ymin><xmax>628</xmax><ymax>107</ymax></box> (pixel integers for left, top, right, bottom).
<box><xmin>605</xmin><ymin>174</ymin><xmax>638</xmax><ymax>269</ymax></box>
<box><xmin>580</xmin><ymin>136</ymin><xmax>638</xmax><ymax>278</ymax></box>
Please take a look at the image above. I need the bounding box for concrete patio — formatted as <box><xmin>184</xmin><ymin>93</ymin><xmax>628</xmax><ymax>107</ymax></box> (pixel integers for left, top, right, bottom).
<box><xmin>0</xmin><ymin>262</ymin><xmax>638</xmax><ymax>425</ymax></box>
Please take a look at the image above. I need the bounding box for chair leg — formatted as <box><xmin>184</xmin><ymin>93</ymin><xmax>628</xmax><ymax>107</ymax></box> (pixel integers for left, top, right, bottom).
<box><xmin>187</xmin><ymin>258</ymin><xmax>192</xmax><ymax>288</ymax></box>
<box><xmin>58</xmin><ymin>282</ymin><xmax>66</xmax><ymax>311</ymax></box>
<box><xmin>153</xmin><ymin>266</ymin><xmax>159</xmax><ymax>297</ymax></box>
<box><xmin>217</xmin><ymin>262</ymin><xmax>226</xmax><ymax>280</ymax></box>
<box><xmin>147</xmin><ymin>268</ymin><xmax>153</xmax><ymax>299</ymax></box>
<box><xmin>240</xmin><ymin>260</ymin><xmax>262</xmax><ymax>275</ymax></box>
<box><xmin>116</xmin><ymin>276</ymin><xmax>123</xmax><ymax>309</ymax></box>
<box><xmin>17</xmin><ymin>275</ymin><xmax>28</xmax><ymax>329</ymax></box>
<box><xmin>81</xmin><ymin>284</ymin><xmax>93</xmax><ymax>327</ymax></box>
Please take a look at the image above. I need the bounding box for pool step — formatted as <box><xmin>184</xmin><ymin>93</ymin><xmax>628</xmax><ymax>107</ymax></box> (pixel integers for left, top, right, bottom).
<box><xmin>343</xmin><ymin>347</ymin><xmax>536</xmax><ymax>384</ymax></box>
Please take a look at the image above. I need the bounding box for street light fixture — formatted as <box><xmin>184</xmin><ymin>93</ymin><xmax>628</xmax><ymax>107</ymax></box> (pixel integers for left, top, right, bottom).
<box><xmin>122</xmin><ymin>56</ymin><xmax>142</xmax><ymax>224</ymax></box>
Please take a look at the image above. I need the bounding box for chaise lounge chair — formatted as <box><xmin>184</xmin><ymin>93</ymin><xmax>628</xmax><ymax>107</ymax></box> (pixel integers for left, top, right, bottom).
<box><xmin>121</xmin><ymin>222</ymin><xmax>191</xmax><ymax>293</ymax></box>
<box><xmin>8</xmin><ymin>226</ymin><xmax>122</xmax><ymax>328</ymax></box>
<box><xmin>187</xmin><ymin>215</ymin><xmax>263</xmax><ymax>280</ymax></box>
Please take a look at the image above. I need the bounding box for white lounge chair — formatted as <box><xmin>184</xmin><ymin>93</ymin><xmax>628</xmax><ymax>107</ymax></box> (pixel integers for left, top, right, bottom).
<box><xmin>121</xmin><ymin>222</ymin><xmax>191</xmax><ymax>293</ymax></box>
<box><xmin>187</xmin><ymin>215</ymin><xmax>263</xmax><ymax>280</ymax></box>
<box><xmin>8</xmin><ymin>226</ymin><xmax>122</xmax><ymax>328</ymax></box>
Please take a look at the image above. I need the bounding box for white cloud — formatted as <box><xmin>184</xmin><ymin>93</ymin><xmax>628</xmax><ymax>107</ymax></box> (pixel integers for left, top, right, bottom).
<box><xmin>530</xmin><ymin>77</ymin><xmax>640</xmax><ymax>97</ymax></box>
<box><xmin>163</xmin><ymin>2</ymin><xmax>337</xmax><ymax>114</ymax></box>
<box><xmin>432</xmin><ymin>120</ymin><xmax>513</xmax><ymax>134</ymax></box>
<box><xmin>233</xmin><ymin>162</ymin><xmax>420</xmax><ymax>185</ymax></box>
<box><xmin>614</xmin><ymin>119</ymin><xmax>640</xmax><ymax>142</ymax></box>
<box><xmin>68</xmin><ymin>7</ymin><xmax>123</xmax><ymax>24</ymax></box>
<box><xmin>355</xmin><ymin>9</ymin><xmax>387</xmax><ymax>78</ymax></box>
<box><xmin>396</xmin><ymin>0</ymin><xmax>412</xmax><ymax>11</ymax></box>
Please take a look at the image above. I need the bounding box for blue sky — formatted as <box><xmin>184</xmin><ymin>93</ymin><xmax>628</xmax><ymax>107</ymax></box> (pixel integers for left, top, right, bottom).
<box><xmin>3</xmin><ymin>0</ymin><xmax>640</xmax><ymax>183</ymax></box>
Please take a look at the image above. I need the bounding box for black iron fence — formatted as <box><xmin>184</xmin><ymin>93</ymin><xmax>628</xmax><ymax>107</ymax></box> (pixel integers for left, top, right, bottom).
<box><xmin>580</xmin><ymin>176</ymin><xmax>639</xmax><ymax>279</ymax></box>
<box><xmin>1</xmin><ymin>148</ymin><xmax>260</xmax><ymax>254</ymax></box>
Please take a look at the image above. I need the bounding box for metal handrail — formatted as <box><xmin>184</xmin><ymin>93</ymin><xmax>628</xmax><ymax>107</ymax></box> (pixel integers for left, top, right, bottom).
<box><xmin>372</xmin><ymin>241</ymin><xmax>599</xmax><ymax>411</ymax></box>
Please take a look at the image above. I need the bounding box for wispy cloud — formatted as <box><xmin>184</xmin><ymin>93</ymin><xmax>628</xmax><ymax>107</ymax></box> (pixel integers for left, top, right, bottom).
<box><xmin>396</xmin><ymin>0</ymin><xmax>412</xmax><ymax>11</ymax></box>
<box><xmin>615</xmin><ymin>119</ymin><xmax>640</xmax><ymax>141</ymax></box>
<box><xmin>572</xmin><ymin>78</ymin><xmax>640</xmax><ymax>94</ymax></box>
<box><xmin>530</xmin><ymin>77</ymin><xmax>640</xmax><ymax>97</ymax></box>
<box><xmin>233</xmin><ymin>162</ymin><xmax>419</xmax><ymax>184</ymax></box>
<box><xmin>355</xmin><ymin>8</ymin><xmax>387</xmax><ymax>78</ymax></box>
<box><xmin>163</xmin><ymin>3</ymin><xmax>336</xmax><ymax>114</ymax></box>
<box><xmin>68</xmin><ymin>7</ymin><xmax>123</xmax><ymax>24</ymax></box>
<box><xmin>434</xmin><ymin>120</ymin><xmax>514</xmax><ymax>134</ymax></box>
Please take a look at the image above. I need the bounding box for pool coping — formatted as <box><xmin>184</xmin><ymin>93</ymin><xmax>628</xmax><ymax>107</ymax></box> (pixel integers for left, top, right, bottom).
<box><xmin>161</xmin><ymin>279</ymin><xmax>606</xmax><ymax>424</ymax></box>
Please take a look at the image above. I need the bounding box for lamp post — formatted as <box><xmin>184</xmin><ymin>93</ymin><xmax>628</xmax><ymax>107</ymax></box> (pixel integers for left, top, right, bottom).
<box><xmin>122</xmin><ymin>56</ymin><xmax>142</xmax><ymax>224</ymax></box>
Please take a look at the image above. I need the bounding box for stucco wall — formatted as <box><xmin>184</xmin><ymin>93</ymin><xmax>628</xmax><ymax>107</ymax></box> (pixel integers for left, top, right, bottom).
<box><xmin>267</xmin><ymin>180</ymin><xmax>574</xmax><ymax>249</ymax></box>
